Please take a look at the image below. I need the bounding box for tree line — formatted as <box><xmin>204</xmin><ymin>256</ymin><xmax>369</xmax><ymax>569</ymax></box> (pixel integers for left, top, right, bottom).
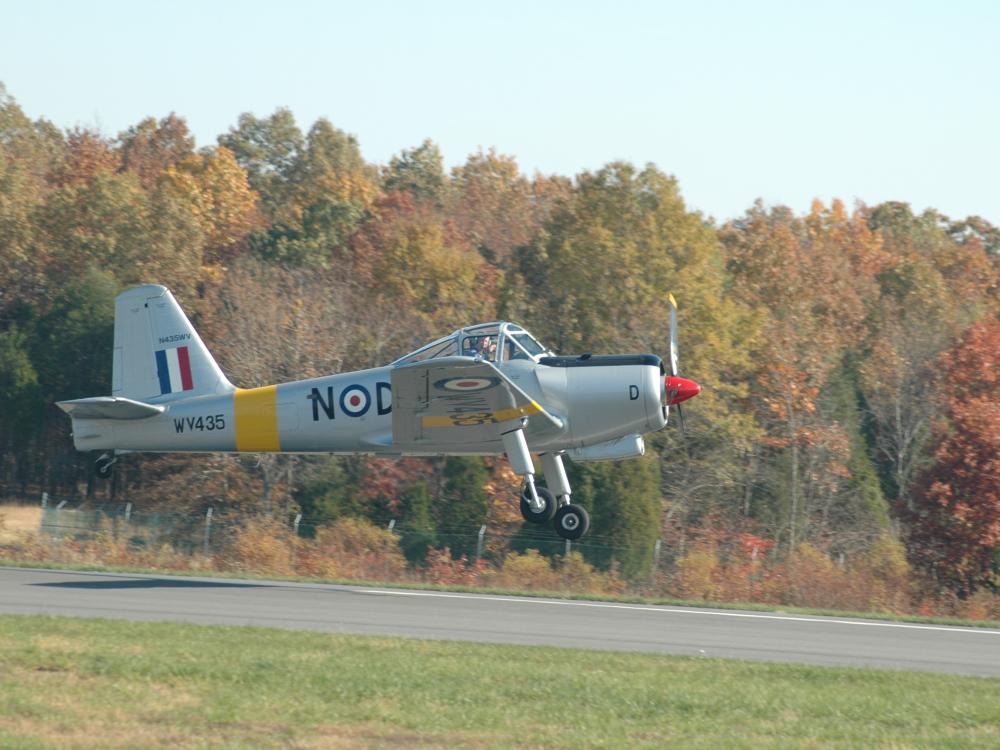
<box><xmin>0</xmin><ymin>82</ymin><xmax>997</xmax><ymax>596</ymax></box>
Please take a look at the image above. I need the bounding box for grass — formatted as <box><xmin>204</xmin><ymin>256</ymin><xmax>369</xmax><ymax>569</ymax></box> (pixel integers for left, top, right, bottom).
<box><xmin>0</xmin><ymin>615</ymin><xmax>997</xmax><ymax>749</ymax></box>
<box><xmin>2</xmin><ymin>557</ymin><xmax>998</xmax><ymax>631</ymax></box>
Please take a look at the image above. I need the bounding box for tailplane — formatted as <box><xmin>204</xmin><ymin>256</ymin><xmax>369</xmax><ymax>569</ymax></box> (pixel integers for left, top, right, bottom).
<box><xmin>111</xmin><ymin>285</ymin><xmax>233</xmax><ymax>402</ymax></box>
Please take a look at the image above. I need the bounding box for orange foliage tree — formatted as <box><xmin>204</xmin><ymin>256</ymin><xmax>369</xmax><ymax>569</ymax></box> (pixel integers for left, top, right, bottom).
<box><xmin>907</xmin><ymin>319</ymin><xmax>1000</xmax><ymax>595</ymax></box>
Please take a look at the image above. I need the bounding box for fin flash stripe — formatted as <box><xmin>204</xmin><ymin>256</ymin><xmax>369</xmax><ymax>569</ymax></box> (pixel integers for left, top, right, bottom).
<box><xmin>234</xmin><ymin>385</ymin><xmax>280</xmax><ymax>451</ymax></box>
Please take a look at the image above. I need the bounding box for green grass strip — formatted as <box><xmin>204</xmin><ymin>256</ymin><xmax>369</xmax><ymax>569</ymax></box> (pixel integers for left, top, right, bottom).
<box><xmin>0</xmin><ymin>614</ymin><xmax>998</xmax><ymax>749</ymax></box>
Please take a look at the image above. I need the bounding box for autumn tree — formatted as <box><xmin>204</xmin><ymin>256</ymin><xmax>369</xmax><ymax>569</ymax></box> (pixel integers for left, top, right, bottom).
<box><xmin>0</xmin><ymin>82</ymin><xmax>65</xmax><ymax>183</ymax></box>
<box><xmin>38</xmin><ymin>170</ymin><xmax>149</xmax><ymax>289</ymax></box>
<box><xmin>119</xmin><ymin>113</ymin><xmax>195</xmax><ymax>189</ymax></box>
<box><xmin>447</xmin><ymin>149</ymin><xmax>545</xmax><ymax>267</ymax></box>
<box><xmin>0</xmin><ymin>145</ymin><xmax>47</xmax><ymax>308</ymax></box>
<box><xmin>907</xmin><ymin>318</ymin><xmax>1000</xmax><ymax>595</ymax></box>
<box><xmin>219</xmin><ymin>108</ymin><xmax>304</xmax><ymax>225</ymax></box>
<box><xmin>383</xmin><ymin>138</ymin><xmax>448</xmax><ymax>206</ymax></box>
<box><xmin>248</xmin><ymin>117</ymin><xmax>377</xmax><ymax>266</ymax></box>
<box><xmin>722</xmin><ymin>200</ymin><xmax>885</xmax><ymax>553</ymax></box>
<box><xmin>349</xmin><ymin>191</ymin><xmax>495</xmax><ymax>362</ymax></box>
<box><xmin>160</xmin><ymin>146</ymin><xmax>261</xmax><ymax>266</ymax></box>
<box><xmin>50</xmin><ymin>128</ymin><xmax>120</xmax><ymax>187</ymax></box>
<box><xmin>861</xmin><ymin>202</ymin><xmax>999</xmax><ymax>510</ymax></box>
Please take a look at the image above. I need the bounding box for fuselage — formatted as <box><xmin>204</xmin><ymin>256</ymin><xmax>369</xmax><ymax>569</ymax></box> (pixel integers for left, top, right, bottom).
<box><xmin>70</xmin><ymin>356</ymin><xmax>668</xmax><ymax>457</ymax></box>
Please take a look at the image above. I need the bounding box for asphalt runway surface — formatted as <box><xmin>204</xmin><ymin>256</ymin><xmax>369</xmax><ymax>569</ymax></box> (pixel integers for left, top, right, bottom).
<box><xmin>1</xmin><ymin>567</ymin><xmax>997</xmax><ymax>677</ymax></box>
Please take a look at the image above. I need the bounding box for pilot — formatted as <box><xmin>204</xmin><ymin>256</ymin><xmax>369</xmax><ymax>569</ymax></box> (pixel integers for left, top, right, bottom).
<box><xmin>480</xmin><ymin>337</ymin><xmax>497</xmax><ymax>362</ymax></box>
<box><xmin>462</xmin><ymin>338</ymin><xmax>478</xmax><ymax>357</ymax></box>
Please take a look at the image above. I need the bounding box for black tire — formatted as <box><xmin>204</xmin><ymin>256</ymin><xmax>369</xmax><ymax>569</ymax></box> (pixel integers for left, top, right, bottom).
<box><xmin>553</xmin><ymin>504</ymin><xmax>589</xmax><ymax>540</ymax></box>
<box><xmin>95</xmin><ymin>459</ymin><xmax>114</xmax><ymax>479</ymax></box>
<box><xmin>519</xmin><ymin>485</ymin><xmax>556</xmax><ymax>523</ymax></box>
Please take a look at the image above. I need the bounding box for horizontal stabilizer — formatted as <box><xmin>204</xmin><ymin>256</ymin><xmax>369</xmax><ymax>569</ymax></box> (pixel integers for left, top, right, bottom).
<box><xmin>56</xmin><ymin>396</ymin><xmax>165</xmax><ymax>420</ymax></box>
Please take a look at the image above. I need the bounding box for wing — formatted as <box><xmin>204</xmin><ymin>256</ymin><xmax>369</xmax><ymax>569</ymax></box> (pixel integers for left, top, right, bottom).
<box><xmin>391</xmin><ymin>356</ymin><xmax>563</xmax><ymax>449</ymax></box>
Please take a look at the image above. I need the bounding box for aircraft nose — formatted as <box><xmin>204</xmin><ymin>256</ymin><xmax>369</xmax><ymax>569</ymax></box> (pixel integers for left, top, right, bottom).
<box><xmin>665</xmin><ymin>375</ymin><xmax>701</xmax><ymax>405</ymax></box>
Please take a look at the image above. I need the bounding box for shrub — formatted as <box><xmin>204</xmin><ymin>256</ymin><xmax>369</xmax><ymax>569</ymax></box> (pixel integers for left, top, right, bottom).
<box><xmin>557</xmin><ymin>552</ymin><xmax>628</xmax><ymax>595</ymax></box>
<box><xmin>852</xmin><ymin>534</ymin><xmax>912</xmax><ymax>613</ymax></box>
<box><xmin>486</xmin><ymin>549</ymin><xmax>560</xmax><ymax>591</ymax></box>
<box><xmin>781</xmin><ymin>543</ymin><xmax>848</xmax><ymax>609</ymax></box>
<box><xmin>308</xmin><ymin>517</ymin><xmax>406</xmax><ymax>581</ymax></box>
<box><xmin>216</xmin><ymin>516</ymin><xmax>296</xmax><ymax>576</ymax></box>
<box><xmin>422</xmin><ymin>548</ymin><xmax>487</xmax><ymax>586</ymax></box>
<box><xmin>673</xmin><ymin>546</ymin><xmax>720</xmax><ymax>600</ymax></box>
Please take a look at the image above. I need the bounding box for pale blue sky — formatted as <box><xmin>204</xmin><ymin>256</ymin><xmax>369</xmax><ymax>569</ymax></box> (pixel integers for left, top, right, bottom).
<box><xmin>3</xmin><ymin>0</ymin><xmax>998</xmax><ymax>223</ymax></box>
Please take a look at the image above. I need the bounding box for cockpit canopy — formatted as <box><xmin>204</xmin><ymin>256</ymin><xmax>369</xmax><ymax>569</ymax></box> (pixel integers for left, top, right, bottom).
<box><xmin>392</xmin><ymin>322</ymin><xmax>551</xmax><ymax>366</ymax></box>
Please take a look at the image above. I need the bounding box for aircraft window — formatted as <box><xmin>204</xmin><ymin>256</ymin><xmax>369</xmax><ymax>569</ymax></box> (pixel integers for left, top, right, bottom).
<box><xmin>505</xmin><ymin>338</ymin><xmax>531</xmax><ymax>361</ymax></box>
<box><xmin>464</xmin><ymin>334</ymin><xmax>499</xmax><ymax>362</ymax></box>
<box><xmin>511</xmin><ymin>333</ymin><xmax>547</xmax><ymax>357</ymax></box>
<box><xmin>396</xmin><ymin>337</ymin><xmax>458</xmax><ymax>364</ymax></box>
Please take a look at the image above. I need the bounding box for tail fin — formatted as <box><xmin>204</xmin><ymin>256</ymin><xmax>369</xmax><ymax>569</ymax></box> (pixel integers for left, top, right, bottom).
<box><xmin>113</xmin><ymin>285</ymin><xmax>233</xmax><ymax>402</ymax></box>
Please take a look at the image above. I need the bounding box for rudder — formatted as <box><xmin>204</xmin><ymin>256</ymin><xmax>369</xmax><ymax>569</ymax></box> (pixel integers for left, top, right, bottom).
<box><xmin>113</xmin><ymin>285</ymin><xmax>233</xmax><ymax>402</ymax></box>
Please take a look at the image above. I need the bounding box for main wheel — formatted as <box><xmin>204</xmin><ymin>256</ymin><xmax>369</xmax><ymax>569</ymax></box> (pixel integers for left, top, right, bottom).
<box><xmin>553</xmin><ymin>504</ymin><xmax>589</xmax><ymax>540</ymax></box>
<box><xmin>520</xmin><ymin>485</ymin><xmax>556</xmax><ymax>523</ymax></box>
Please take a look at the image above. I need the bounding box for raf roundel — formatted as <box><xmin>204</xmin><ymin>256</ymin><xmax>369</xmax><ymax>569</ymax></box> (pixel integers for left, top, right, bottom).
<box><xmin>339</xmin><ymin>385</ymin><xmax>371</xmax><ymax>417</ymax></box>
<box><xmin>434</xmin><ymin>376</ymin><xmax>501</xmax><ymax>392</ymax></box>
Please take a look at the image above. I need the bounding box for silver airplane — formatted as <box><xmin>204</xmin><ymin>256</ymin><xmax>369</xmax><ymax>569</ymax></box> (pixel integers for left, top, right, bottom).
<box><xmin>58</xmin><ymin>285</ymin><xmax>701</xmax><ymax>539</ymax></box>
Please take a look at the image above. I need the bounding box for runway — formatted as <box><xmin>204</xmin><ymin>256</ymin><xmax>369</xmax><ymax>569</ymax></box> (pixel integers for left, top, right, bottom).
<box><xmin>1</xmin><ymin>567</ymin><xmax>997</xmax><ymax>677</ymax></box>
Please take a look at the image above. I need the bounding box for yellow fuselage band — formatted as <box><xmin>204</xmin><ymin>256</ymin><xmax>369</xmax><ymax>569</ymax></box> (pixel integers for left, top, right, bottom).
<box><xmin>234</xmin><ymin>386</ymin><xmax>280</xmax><ymax>452</ymax></box>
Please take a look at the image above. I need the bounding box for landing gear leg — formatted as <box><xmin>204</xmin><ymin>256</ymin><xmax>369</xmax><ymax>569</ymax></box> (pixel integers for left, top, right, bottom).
<box><xmin>541</xmin><ymin>452</ymin><xmax>590</xmax><ymax>540</ymax></box>
<box><xmin>540</xmin><ymin>452</ymin><xmax>572</xmax><ymax>507</ymax></box>
<box><xmin>503</xmin><ymin>426</ymin><xmax>555</xmax><ymax>523</ymax></box>
<box><xmin>95</xmin><ymin>453</ymin><xmax>117</xmax><ymax>479</ymax></box>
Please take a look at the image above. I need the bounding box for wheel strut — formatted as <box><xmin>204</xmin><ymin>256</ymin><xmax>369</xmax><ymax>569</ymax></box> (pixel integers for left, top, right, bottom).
<box><xmin>502</xmin><ymin>426</ymin><xmax>545</xmax><ymax>512</ymax></box>
<box><xmin>540</xmin><ymin>452</ymin><xmax>572</xmax><ymax>507</ymax></box>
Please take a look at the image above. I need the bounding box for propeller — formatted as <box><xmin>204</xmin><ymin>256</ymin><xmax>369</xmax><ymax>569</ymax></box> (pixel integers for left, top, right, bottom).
<box><xmin>664</xmin><ymin>293</ymin><xmax>701</xmax><ymax>433</ymax></box>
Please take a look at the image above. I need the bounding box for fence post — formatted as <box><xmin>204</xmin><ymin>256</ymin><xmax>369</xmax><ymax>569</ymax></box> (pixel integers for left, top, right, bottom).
<box><xmin>653</xmin><ymin>539</ymin><xmax>662</xmax><ymax>570</ymax></box>
<box><xmin>290</xmin><ymin>513</ymin><xmax>302</xmax><ymax>570</ymax></box>
<box><xmin>387</xmin><ymin>519</ymin><xmax>396</xmax><ymax>532</ymax></box>
<box><xmin>565</xmin><ymin>538</ymin><xmax>571</xmax><ymax>557</ymax></box>
<box><xmin>203</xmin><ymin>507</ymin><xmax>213</xmax><ymax>558</ymax></box>
<box><xmin>124</xmin><ymin>502</ymin><xmax>132</xmax><ymax>522</ymax></box>
<box><xmin>52</xmin><ymin>500</ymin><xmax>67</xmax><ymax>544</ymax></box>
<box><xmin>475</xmin><ymin>525</ymin><xmax>486</xmax><ymax>562</ymax></box>
<box><xmin>41</xmin><ymin>492</ymin><xmax>48</xmax><ymax>509</ymax></box>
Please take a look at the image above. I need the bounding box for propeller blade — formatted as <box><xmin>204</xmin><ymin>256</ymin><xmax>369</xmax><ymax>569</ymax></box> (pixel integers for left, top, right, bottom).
<box><xmin>663</xmin><ymin>294</ymin><xmax>699</xmax><ymax>453</ymax></box>
<box><xmin>668</xmin><ymin>293</ymin><xmax>679</xmax><ymax>377</ymax></box>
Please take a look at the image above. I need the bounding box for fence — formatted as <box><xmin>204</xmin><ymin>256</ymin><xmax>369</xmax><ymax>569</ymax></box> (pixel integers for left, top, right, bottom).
<box><xmin>27</xmin><ymin>493</ymin><xmax>666</xmax><ymax>577</ymax></box>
